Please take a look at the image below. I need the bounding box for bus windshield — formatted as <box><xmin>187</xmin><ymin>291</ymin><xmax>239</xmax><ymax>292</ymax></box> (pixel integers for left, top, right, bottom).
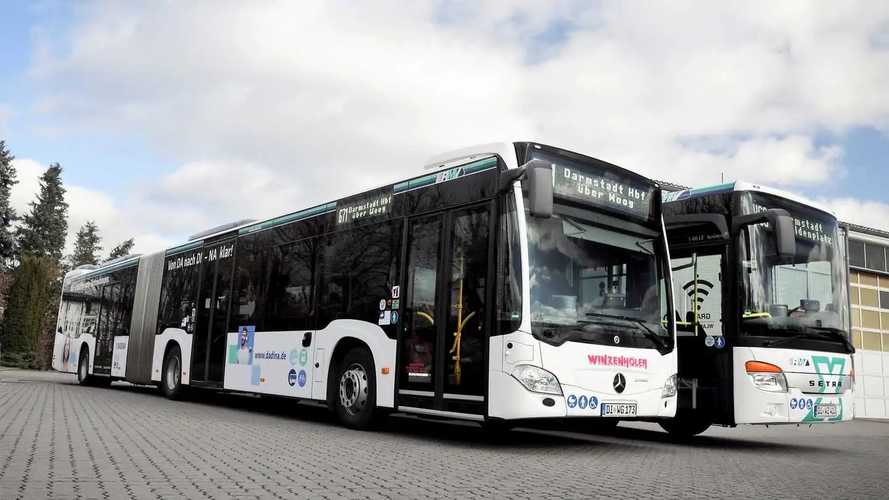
<box><xmin>737</xmin><ymin>192</ymin><xmax>851</xmax><ymax>348</ymax></box>
<box><xmin>527</xmin><ymin>212</ymin><xmax>673</xmax><ymax>351</ymax></box>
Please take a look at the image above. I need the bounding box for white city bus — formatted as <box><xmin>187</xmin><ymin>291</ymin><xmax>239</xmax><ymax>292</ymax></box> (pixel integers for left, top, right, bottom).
<box><xmin>662</xmin><ymin>182</ymin><xmax>854</xmax><ymax>436</ymax></box>
<box><xmin>52</xmin><ymin>142</ymin><xmax>678</xmax><ymax>429</ymax></box>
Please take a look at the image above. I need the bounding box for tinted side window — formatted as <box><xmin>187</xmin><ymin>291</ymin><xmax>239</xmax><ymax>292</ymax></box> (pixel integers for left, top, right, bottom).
<box><xmin>497</xmin><ymin>193</ymin><xmax>522</xmax><ymax>334</ymax></box>
<box><xmin>117</xmin><ymin>267</ymin><xmax>137</xmax><ymax>335</ymax></box>
<box><xmin>157</xmin><ymin>250</ymin><xmax>202</xmax><ymax>334</ymax></box>
<box><xmin>265</xmin><ymin>238</ymin><xmax>318</xmax><ymax>331</ymax></box>
<box><xmin>230</xmin><ymin>235</ymin><xmax>262</xmax><ymax>329</ymax></box>
<box><xmin>98</xmin><ymin>283</ymin><xmax>117</xmax><ymax>339</ymax></box>
<box><xmin>317</xmin><ymin>220</ymin><xmax>402</xmax><ymax>332</ymax></box>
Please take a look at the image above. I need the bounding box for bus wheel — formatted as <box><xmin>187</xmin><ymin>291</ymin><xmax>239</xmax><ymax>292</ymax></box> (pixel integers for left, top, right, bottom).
<box><xmin>161</xmin><ymin>346</ymin><xmax>185</xmax><ymax>400</ymax></box>
<box><xmin>77</xmin><ymin>349</ymin><xmax>92</xmax><ymax>386</ymax></box>
<box><xmin>334</xmin><ymin>348</ymin><xmax>377</xmax><ymax>429</ymax></box>
<box><xmin>659</xmin><ymin>413</ymin><xmax>711</xmax><ymax>438</ymax></box>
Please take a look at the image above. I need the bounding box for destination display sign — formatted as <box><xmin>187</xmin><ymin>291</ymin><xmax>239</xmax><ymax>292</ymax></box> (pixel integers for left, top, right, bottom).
<box><xmin>752</xmin><ymin>201</ymin><xmax>835</xmax><ymax>247</ymax></box>
<box><xmin>336</xmin><ymin>190</ymin><xmax>393</xmax><ymax>225</ymax></box>
<box><xmin>552</xmin><ymin>164</ymin><xmax>655</xmax><ymax>220</ymax></box>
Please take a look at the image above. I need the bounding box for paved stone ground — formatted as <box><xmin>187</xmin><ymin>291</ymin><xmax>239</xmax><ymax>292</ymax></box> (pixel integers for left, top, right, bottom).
<box><xmin>1</xmin><ymin>368</ymin><xmax>887</xmax><ymax>500</ymax></box>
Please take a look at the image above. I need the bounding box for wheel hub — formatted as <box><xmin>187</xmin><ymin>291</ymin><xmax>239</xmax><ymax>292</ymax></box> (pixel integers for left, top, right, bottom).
<box><xmin>338</xmin><ymin>364</ymin><xmax>368</xmax><ymax>416</ymax></box>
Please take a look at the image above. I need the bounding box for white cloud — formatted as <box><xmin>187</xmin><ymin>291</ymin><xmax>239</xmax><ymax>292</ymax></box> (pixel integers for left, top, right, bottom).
<box><xmin>19</xmin><ymin>1</ymin><xmax>889</xmax><ymax>241</ymax></box>
<box><xmin>664</xmin><ymin>135</ymin><xmax>844</xmax><ymax>188</ymax></box>
<box><xmin>11</xmin><ymin>158</ymin><xmax>176</xmax><ymax>256</ymax></box>
<box><xmin>820</xmin><ymin>198</ymin><xmax>889</xmax><ymax>232</ymax></box>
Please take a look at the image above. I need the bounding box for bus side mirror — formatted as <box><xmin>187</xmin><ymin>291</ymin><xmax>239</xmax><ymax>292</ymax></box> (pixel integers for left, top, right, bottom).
<box><xmin>766</xmin><ymin>209</ymin><xmax>796</xmax><ymax>262</ymax></box>
<box><xmin>524</xmin><ymin>159</ymin><xmax>553</xmax><ymax>218</ymax></box>
<box><xmin>732</xmin><ymin>208</ymin><xmax>796</xmax><ymax>261</ymax></box>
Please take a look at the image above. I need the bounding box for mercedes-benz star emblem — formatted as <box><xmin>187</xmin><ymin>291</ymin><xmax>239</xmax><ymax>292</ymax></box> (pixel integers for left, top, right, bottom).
<box><xmin>613</xmin><ymin>373</ymin><xmax>627</xmax><ymax>394</ymax></box>
<box><xmin>613</xmin><ymin>335</ymin><xmax>620</xmax><ymax>345</ymax></box>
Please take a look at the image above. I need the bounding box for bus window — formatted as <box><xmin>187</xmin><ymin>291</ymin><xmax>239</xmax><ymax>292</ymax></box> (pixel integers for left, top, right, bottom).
<box><xmin>445</xmin><ymin>206</ymin><xmax>489</xmax><ymax>395</ymax></box>
<box><xmin>230</xmin><ymin>235</ymin><xmax>261</xmax><ymax>329</ymax></box>
<box><xmin>672</xmin><ymin>252</ymin><xmax>723</xmax><ymax>337</ymax></box>
<box><xmin>496</xmin><ymin>192</ymin><xmax>522</xmax><ymax>334</ymax></box>
<box><xmin>265</xmin><ymin>239</ymin><xmax>317</xmax><ymax>331</ymax></box>
<box><xmin>317</xmin><ymin>221</ymin><xmax>401</xmax><ymax>330</ymax></box>
<box><xmin>402</xmin><ymin>217</ymin><xmax>442</xmax><ymax>387</ymax></box>
<box><xmin>157</xmin><ymin>249</ymin><xmax>201</xmax><ymax>334</ymax></box>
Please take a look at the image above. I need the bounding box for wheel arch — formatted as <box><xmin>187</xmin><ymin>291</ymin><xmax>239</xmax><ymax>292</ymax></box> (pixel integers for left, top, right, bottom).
<box><xmin>162</xmin><ymin>339</ymin><xmax>184</xmax><ymax>384</ymax></box>
<box><xmin>314</xmin><ymin>320</ymin><xmax>397</xmax><ymax>409</ymax></box>
<box><xmin>327</xmin><ymin>337</ymin><xmax>373</xmax><ymax>408</ymax></box>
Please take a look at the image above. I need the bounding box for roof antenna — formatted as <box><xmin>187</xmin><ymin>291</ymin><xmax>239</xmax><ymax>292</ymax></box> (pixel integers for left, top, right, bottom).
<box><xmin>721</xmin><ymin>171</ymin><xmax>725</xmax><ymax>183</ymax></box>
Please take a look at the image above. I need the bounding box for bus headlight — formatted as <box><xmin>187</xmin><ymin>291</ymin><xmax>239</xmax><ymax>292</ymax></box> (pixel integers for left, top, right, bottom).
<box><xmin>745</xmin><ymin>361</ymin><xmax>788</xmax><ymax>393</ymax></box>
<box><xmin>511</xmin><ymin>365</ymin><xmax>562</xmax><ymax>396</ymax></box>
<box><xmin>662</xmin><ymin>374</ymin><xmax>677</xmax><ymax>398</ymax></box>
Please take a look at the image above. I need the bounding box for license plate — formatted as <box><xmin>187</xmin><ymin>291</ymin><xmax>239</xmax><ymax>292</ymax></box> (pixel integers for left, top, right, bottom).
<box><xmin>600</xmin><ymin>403</ymin><xmax>637</xmax><ymax>417</ymax></box>
<box><xmin>814</xmin><ymin>404</ymin><xmax>838</xmax><ymax>418</ymax></box>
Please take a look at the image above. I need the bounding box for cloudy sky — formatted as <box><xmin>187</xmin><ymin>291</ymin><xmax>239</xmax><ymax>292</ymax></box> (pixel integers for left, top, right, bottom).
<box><xmin>1</xmin><ymin>1</ymin><xmax>888</xmax><ymax>255</ymax></box>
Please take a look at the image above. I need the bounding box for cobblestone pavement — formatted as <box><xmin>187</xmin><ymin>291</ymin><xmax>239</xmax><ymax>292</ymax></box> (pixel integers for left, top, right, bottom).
<box><xmin>1</xmin><ymin>368</ymin><xmax>887</xmax><ymax>500</ymax></box>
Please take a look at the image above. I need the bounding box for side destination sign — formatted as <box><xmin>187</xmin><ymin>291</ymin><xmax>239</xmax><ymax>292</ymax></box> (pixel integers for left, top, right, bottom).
<box><xmin>552</xmin><ymin>164</ymin><xmax>654</xmax><ymax>220</ymax></box>
<box><xmin>336</xmin><ymin>191</ymin><xmax>393</xmax><ymax>225</ymax></box>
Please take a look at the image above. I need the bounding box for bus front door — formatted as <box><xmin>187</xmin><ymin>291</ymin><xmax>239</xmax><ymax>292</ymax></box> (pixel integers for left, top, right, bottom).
<box><xmin>190</xmin><ymin>239</ymin><xmax>236</xmax><ymax>387</ymax></box>
<box><xmin>398</xmin><ymin>204</ymin><xmax>492</xmax><ymax>416</ymax></box>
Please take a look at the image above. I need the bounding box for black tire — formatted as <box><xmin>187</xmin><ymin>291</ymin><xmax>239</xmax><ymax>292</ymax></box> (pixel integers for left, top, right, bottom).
<box><xmin>332</xmin><ymin>347</ymin><xmax>377</xmax><ymax>429</ymax></box>
<box><xmin>76</xmin><ymin>347</ymin><xmax>93</xmax><ymax>386</ymax></box>
<box><xmin>161</xmin><ymin>345</ymin><xmax>185</xmax><ymax>400</ymax></box>
<box><xmin>659</xmin><ymin>411</ymin><xmax>712</xmax><ymax>438</ymax></box>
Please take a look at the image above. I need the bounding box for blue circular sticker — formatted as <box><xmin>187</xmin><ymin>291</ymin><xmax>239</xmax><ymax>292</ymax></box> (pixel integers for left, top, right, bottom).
<box><xmin>790</xmin><ymin>398</ymin><xmax>798</xmax><ymax>410</ymax></box>
<box><xmin>288</xmin><ymin>369</ymin><xmax>297</xmax><ymax>387</ymax></box>
<box><xmin>297</xmin><ymin>369</ymin><xmax>307</xmax><ymax>387</ymax></box>
<box><xmin>289</xmin><ymin>349</ymin><xmax>300</xmax><ymax>366</ymax></box>
<box><xmin>567</xmin><ymin>394</ymin><xmax>577</xmax><ymax>408</ymax></box>
<box><xmin>806</xmin><ymin>399</ymin><xmax>813</xmax><ymax>410</ymax></box>
<box><xmin>714</xmin><ymin>336</ymin><xmax>726</xmax><ymax>349</ymax></box>
<box><xmin>578</xmin><ymin>395</ymin><xmax>589</xmax><ymax>410</ymax></box>
<box><xmin>589</xmin><ymin>396</ymin><xmax>599</xmax><ymax>411</ymax></box>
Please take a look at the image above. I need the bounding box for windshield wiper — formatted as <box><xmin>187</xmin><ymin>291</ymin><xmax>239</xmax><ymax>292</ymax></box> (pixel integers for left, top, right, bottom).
<box><xmin>585</xmin><ymin>312</ymin><xmax>668</xmax><ymax>350</ymax></box>
<box><xmin>805</xmin><ymin>327</ymin><xmax>854</xmax><ymax>352</ymax></box>
<box><xmin>764</xmin><ymin>327</ymin><xmax>853</xmax><ymax>352</ymax></box>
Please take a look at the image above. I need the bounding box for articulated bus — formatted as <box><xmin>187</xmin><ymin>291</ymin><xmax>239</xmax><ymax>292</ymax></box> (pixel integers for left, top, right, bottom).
<box><xmin>53</xmin><ymin>142</ymin><xmax>678</xmax><ymax>429</ymax></box>
<box><xmin>662</xmin><ymin>182</ymin><xmax>854</xmax><ymax>436</ymax></box>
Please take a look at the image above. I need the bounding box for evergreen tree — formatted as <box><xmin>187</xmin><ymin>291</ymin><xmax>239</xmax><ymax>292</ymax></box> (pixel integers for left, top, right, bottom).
<box><xmin>0</xmin><ymin>255</ymin><xmax>59</xmax><ymax>368</ymax></box>
<box><xmin>69</xmin><ymin>221</ymin><xmax>102</xmax><ymax>267</ymax></box>
<box><xmin>17</xmin><ymin>163</ymin><xmax>68</xmax><ymax>262</ymax></box>
<box><xmin>0</xmin><ymin>140</ymin><xmax>17</xmax><ymax>268</ymax></box>
<box><xmin>107</xmin><ymin>237</ymin><xmax>135</xmax><ymax>261</ymax></box>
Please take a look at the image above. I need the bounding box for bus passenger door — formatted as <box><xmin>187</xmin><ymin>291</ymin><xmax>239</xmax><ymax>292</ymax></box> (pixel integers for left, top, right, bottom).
<box><xmin>94</xmin><ymin>283</ymin><xmax>119</xmax><ymax>374</ymax></box>
<box><xmin>191</xmin><ymin>239</ymin><xmax>236</xmax><ymax>386</ymax></box>
<box><xmin>397</xmin><ymin>203</ymin><xmax>492</xmax><ymax>416</ymax></box>
<box><xmin>671</xmin><ymin>247</ymin><xmax>731</xmax><ymax>422</ymax></box>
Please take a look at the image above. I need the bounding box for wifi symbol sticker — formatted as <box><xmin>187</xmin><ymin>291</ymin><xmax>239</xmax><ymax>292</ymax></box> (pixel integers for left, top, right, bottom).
<box><xmin>683</xmin><ymin>279</ymin><xmax>715</xmax><ymax>308</ymax></box>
